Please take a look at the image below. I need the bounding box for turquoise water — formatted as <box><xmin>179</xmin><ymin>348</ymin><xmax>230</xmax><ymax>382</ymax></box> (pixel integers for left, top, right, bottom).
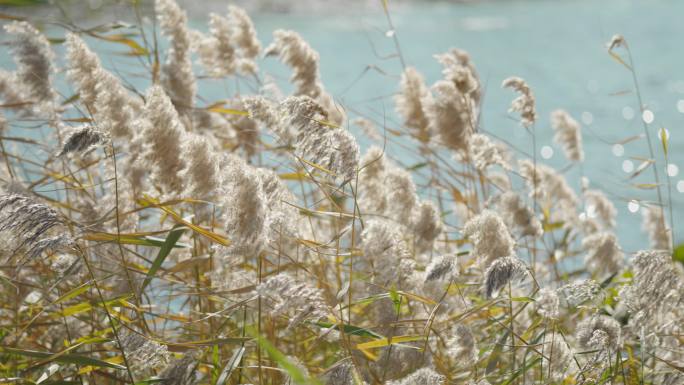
<box><xmin>1</xmin><ymin>0</ymin><xmax>683</xmax><ymax>253</ymax></box>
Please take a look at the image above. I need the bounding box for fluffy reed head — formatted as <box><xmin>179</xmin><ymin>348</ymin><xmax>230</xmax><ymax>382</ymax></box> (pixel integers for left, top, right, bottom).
<box><xmin>463</xmin><ymin>210</ymin><xmax>515</xmax><ymax>266</ymax></box>
<box><xmin>483</xmin><ymin>256</ymin><xmax>527</xmax><ymax>298</ymax></box>
<box><xmin>551</xmin><ymin>109</ymin><xmax>584</xmax><ymax>162</ymax></box>
<box><xmin>576</xmin><ymin>314</ymin><xmax>622</xmax><ymax>351</ymax></box>
<box><xmin>4</xmin><ymin>21</ymin><xmax>55</xmax><ymax>110</ymax></box>
<box><xmin>502</xmin><ymin>76</ymin><xmax>536</xmax><ymax>128</ymax></box>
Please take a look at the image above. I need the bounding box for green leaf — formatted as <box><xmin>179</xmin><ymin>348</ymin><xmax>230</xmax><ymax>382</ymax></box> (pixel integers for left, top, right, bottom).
<box><xmin>389</xmin><ymin>287</ymin><xmax>402</xmax><ymax>315</ymax></box>
<box><xmin>673</xmin><ymin>244</ymin><xmax>684</xmax><ymax>266</ymax></box>
<box><xmin>511</xmin><ymin>296</ymin><xmax>535</xmax><ymax>303</ymax></box>
<box><xmin>313</xmin><ymin>321</ymin><xmax>383</xmax><ymax>339</ymax></box>
<box><xmin>0</xmin><ymin>346</ymin><xmax>126</xmax><ymax>370</ymax></box>
<box><xmin>247</xmin><ymin>327</ymin><xmax>322</xmax><ymax>385</ymax></box>
<box><xmin>140</xmin><ymin>226</ymin><xmax>186</xmax><ymax>293</ymax></box>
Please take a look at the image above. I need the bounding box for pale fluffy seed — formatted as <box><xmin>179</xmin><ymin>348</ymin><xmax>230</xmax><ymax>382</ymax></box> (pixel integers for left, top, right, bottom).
<box><xmin>551</xmin><ymin>109</ymin><xmax>584</xmax><ymax>162</ymax></box>
<box><xmin>583</xmin><ymin>189</ymin><xmax>617</xmax><ymax>229</ymax></box>
<box><xmin>576</xmin><ymin>315</ymin><xmax>622</xmax><ymax>351</ymax></box>
<box><xmin>502</xmin><ymin>76</ymin><xmax>536</xmax><ymax>128</ymax></box>
<box><xmin>423</xmin><ymin>80</ymin><xmax>473</xmax><ymax>153</ymax></box>
<box><xmin>541</xmin><ymin>334</ymin><xmax>573</xmax><ymax>382</ymax></box>
<box><xmin>463</xmin><ymin>209</ymin><xmax>515</xmax><ymax>266</ymax></box>
<box><xmin>387</xmin><ymin>367</ymin><xmax>445</xmax><ymax>385</ymax></box>
<box><xmin>483</xmin><ymin>256</ymin><xmax>527</xmax><ymax>298</ymax></box>
<box><xmin>281</xmin><ymin>96</ymin><xmax>358</xmax><ymax>183</ymax></box>
<box><xmin>395</xmin><ymin>66</ymin><xmax>430</xmax><ymax>141</ymax></box>
<box><xmin>156</xmin><ymin>0</ymin><xmax>196</xmax><ymax>112</ymax></box>
<box><xmin>4</xmin><ymin>21</ymin><xmax>56</xmax><ymax>110</ymax></box>
<box><xmin>435</xmin><ymin>48</ymin><xmax>481</xmax><ymax>106</ymax></box>
<box><xmin>411</xmin><ymin>200</ymin><xmax>444</xmax><ymax>252</ymax></box>
<box><xmin>179</xmin><ymin>134</ymin><xmax>221</xmax><ymax>200</ymax></box>
<box><xmin>446</xmin><ymin>324</ymin><xmax>477</xmax><ymax>366</ymax></box>
<box><xmin>497</xmin><ymin>191</ymin><xmax>542</xmax><ymax>238</ymax></box>
<box><xmin>139</xmin><ymin>86</ymin><xmax>187</xmax><ymax>195</ymax></box>
<box><xmin>265</xmin><ymin>30</ymin><xmax>344</xmax><ymax>124</ymax></box>
<box><xmin>518</xmin><ymin>159</ymin><xmax>578</xmax><ymax>225</ymax></box>
<box><xmin>641</xmin><ymin>205</ymin><xmax>671</xmax><ymax>251</ymax></box>
<box><xmin>536</xmin><ymin>288</ymin><xmax>560</xmax><ymax>319</ymax></box>
<box><xmin>194</xmin><ymin>13</ymin><xmax>237</xmax><ymax>77</ymax></box>
<box><xmin>220</xmin><ymin>155</ymin><xmax>269</xmax><ymax>256</ymax></box>
<box><xmin>468</xmin><ymin>133</ymin><xmax>510</xmax><ymax>171</ymax></box>
<box><xmin>228</xmin><ymin>5</ymin><xmax>261</xmax><ymax>75</ymax></box>
<box><xmin>65</xmin><ymin>34</ymin><xmax>140</xmax><ymax>138</ymax></box>
<box><xmin>256</xmin><ymin>273</ymin><xmax>329</xmax><ymax>329</ymax></box>
<box><xmin>582</xmin><ymin>231</ymin><xmax>623</xmax><ymax>277</ymax></box>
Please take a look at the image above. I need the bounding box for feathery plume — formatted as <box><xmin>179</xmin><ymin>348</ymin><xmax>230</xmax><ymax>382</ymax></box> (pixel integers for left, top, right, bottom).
<box><xmin>156</xmin><ymin>0</ymin><xmax>196</xmax><ymax>111</ymax></box>
<box><xmin>140</xmin><ymin>86</ymin><xmax>187</xmax><ymax>195</ymax></box>
<box><xmin>435</xmin><ymin>48</ymin><xmax>481</xmax><ymax>106</ymax></box>
<box><xmin>65</xmin><ymin>33</ymin><xmax>100</xmax><ymax>109</ymax></box>
<box><xmin>194</xmin><ymin>13</ymin><xmax>237</xmax><ymax>77</ymax></box>
<box><xmin>358</xmin><ymin>146</ymin><xmax>389</xmax><ymax>214</ymax></box>
<box><xmin>65</xmin><ymin>34</ymin><xmax>140</xmax><ymax>137</ymax></box>
<box><xmin>423</xmin><ymin>80</ymin><xmax>473</xmax><ymax>153</ymax></box>
<box><xmin>411</xmin><ymin>201</ymin><xmax>444</xmax><ymax>252</ymax></box>
<box><xmin>559</xmin><ymin>279</ymin><xmax>602</xmax><ymax>307</ymax></box>
<box><xmin>220</xmin><ymin>155</ymin><xmax>268</xmax><ymax>256</ymax></box>
<box><xmin>352</xmin><ymin>117</ymin><xmax>381</xmax><ymax>142</ymax></box>
<box><xmin>541</xmin><ymin>334</ymin><xmax>573</xmax><ymax>382</ymax></box>
<box><xmin>396</xmin><ymin>67</ymin><xmax>430</xmax><ymax>141</ymax></box>
<box><xmin>576</xmin><ymin>315</ymin><xmax>622</xmax><ymax>351</ymax></box>
<box><xmin>387</xmin><ymin>367</ymin><xmax>445</xmax><ymax>385</ymax></box>
<box><xmin>502</xmin><ymin>76</ymin><xmax>536</xmax><ymax>128</ymax></box>
<box><xmin>551</xmin><ymin>109</ymin><xmax>584</xmax><ymax>162</ymax></box>
<box><xmin>424</xmin><ymin>254</ymin><xmax>458</xmax><ymax>283</ymax></box>
<box><xmin>535</xmin><ymin>288</ymin><xmax>560</xmax><ymax>319</ymax></box>
<box><xmin>4</xmin><ymin>21</ymin><xmax>56</xmax><ymax>110</ymax></box>
<box><xmin>228</xmin><ymin>5</ymin><xmax>261</xmax><ymax>75</ymax></box>
<box><xmin>619</xmin><ymin>250</ymin><xmax>682</xmax><ymax>328</ymax></box>
<box><xmin>118</xmin><ymin>328</ymin><xmax>170</xmax><ymax>373</ymax></box>
<box><xmin>57</xmin><ymin>125</ymin><xmax>104</xmax><ymax>157</ymax></box>
<box><xmin>256</xmin><ymin>273</ymin><xmax>329</xmax><ymax>329</ymax></box>
<box><xmin>242</xmin><ymin>96</ymin><xmax>290</xmax><ymax>139</ymax></box>
<box><xmin>447</xmin><ymin>324</ymin><xmax>478</xmax><ymax>366</ymax></box>
<box><xmin>468</xmin><ymin>133</ymin><xmax>510</xmax><ymax>171</ymax></box>
<box><xmin>265</xmin><ymin>30</ymin><xmax>343</xmax><ymax>124</ymax></box>
<box><xmin>179</xmin><ymin>134</ymin><xmax>221</xmax><ymax>199</ymax></box>
<box><xmin>497</xmin><ymin>191</ymin><xmax>542</xmax><ymax>238</ymax></box>
<box><xmin>265</xmin><ymin>30</ymin><xmax>320</xmax><ymax>97</ymax></box>
<box><xmin>641</xmin><ymin>205</ymin><xmax>671</xmax><ymax>250</ymax></box>
<box><xmin>518</xmin><ymin>159</ymin><xmax>578</xmax><ymax>224</ymax></box>
<box><xmin>159</xmin><ymin>352</ymin><xmax>198</xmax><ymax>385</ymax></box>
<box><xmin>229</xmin><ymin>100</ymin><xmax>259</xmax><ymax>157</ymax></box>
<box><xmin>582</xmin><ymin>232</ymin><xmax>623</xmax><ymax>277</ymax></box>
<box><xmin>281</xmin><ymin>96</ymin><xmax>359</xmax><ymax>183</ymax></box>
<box><xmin>321</xmin><ymin>361</ymin><xmax>358</xmax><ymax>385</ymax></box>
<box><xmin>483</xmin><ymin>256</ymin><xmax>527</xmax><ymax>298</ymax></box>
<box><xmin>0</xmin><ymin>70</ymin><xmax>24</xmax><ymax>108</ymax></box>
<box><xmin>256</xmin><ymin>167</ymin><xmax>300</xmax><ymax>241</ymax></box>
<box><xmin>385</xmin><ymin>167</ymin><xmax>418</xmax><ymax>225</ymax></box>
<box><xmin>583</xmin><ymin>189</ymin><xmax>617</xmax><ymax>229</ymax></box>
<box><xmin>0</xmin><ymin>194</ymin><xmax>74</xmax><ymax>262</ymax></box>
<box><xmin>463</xmin><ymin>210</ymin><xmax>515</xmax><ymax>266</ymax></box>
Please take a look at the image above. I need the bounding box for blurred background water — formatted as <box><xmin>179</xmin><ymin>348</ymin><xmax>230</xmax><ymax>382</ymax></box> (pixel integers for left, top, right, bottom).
<box><xmin>1</xmin><ymin>0</ymin><xmax>683</xmax><ymax>254</ymax></box>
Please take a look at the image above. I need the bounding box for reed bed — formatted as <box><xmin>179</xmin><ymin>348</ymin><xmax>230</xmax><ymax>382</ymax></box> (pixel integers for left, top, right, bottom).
<box><xmin>0</xmin><ymin>2</ymin><xmax>681</xmax><ymax>384</ymax></box>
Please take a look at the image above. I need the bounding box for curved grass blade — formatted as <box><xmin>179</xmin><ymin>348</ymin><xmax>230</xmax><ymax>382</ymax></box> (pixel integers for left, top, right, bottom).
<box><xmin>140</xmin><ymin>225</ymin><xmax>186</xmax><ymax>293</ymax></box>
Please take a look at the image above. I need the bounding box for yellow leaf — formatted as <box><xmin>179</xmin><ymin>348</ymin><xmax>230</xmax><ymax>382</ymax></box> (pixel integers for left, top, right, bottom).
<box><xmin>356</xmin><ymin>335</ymin><xmax>424</xmax><ymax>350</ymax></box>
<box><xmin>208</xmin><ymin>107</ymin><xmax>249</xmax><ymax>116</ymax></box>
